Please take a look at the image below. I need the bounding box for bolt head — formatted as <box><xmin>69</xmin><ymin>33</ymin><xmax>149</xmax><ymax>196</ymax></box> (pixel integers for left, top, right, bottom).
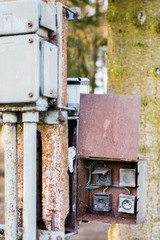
<box><xmin>28</xmin><ymin>38</ymin><xmax>34</xmax><ymax>44</ymax></box>
<box><xmin>28</xmin><ymin>92</ymin><xmax>33</xmax><ymax>98</ymax></box>
<box><xmin>56</xmin><ymin>236</ymin><xmax>62</xmax><ymax>240</ymax></box>
<box><xmin>28</xmin><ymin>21</ymin><xmax>33</xmax><ymax>28</ymax></box>
<box><xmin>49</xmin><ymin>31</ymin><xmax>55</xmax><ymax>39</ymax></box>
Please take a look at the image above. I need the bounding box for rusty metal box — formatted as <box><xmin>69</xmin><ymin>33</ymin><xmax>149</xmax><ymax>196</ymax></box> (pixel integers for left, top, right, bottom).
<box><xmin>77</xmin><ymin>93</ymin><xmax>147</xmax><ymax>224</ymax></box>
<box><xmin>77</xmin><ymin>159</ymin><xmax>147</xmax><ymax>224</ymax></box>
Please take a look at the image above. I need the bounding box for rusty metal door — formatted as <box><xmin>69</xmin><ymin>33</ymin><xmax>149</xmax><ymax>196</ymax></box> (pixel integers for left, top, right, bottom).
<box><xmin>77</xmin><ymin>93</ymin><xmax>140</xmax><ymax>160</ymax></box>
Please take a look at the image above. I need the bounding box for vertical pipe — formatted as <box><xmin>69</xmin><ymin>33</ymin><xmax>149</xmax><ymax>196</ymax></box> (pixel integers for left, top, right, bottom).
<box><xmin>3</xmin><ymin>113</ymin><xmax>18</xmax><ymax>240</ymax></box>
<box><xmin>22</xmin><ymin>112</ymin><xmax>39</xmax><ymax>240</ymax></box>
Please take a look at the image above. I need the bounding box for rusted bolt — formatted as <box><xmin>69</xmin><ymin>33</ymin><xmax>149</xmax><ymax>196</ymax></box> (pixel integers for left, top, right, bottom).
<box><xmin>28</xmin><ymin>21</ymin><xmax>33</xmax><ymax>28</ymax></box>
<box><xmin>28</xmin><ymin>92</ymin><xmax>33</xmax><ymax>98</ymax></box>
<box><xmin>49</xmin><ymin>31</ymin><xmax>56</xmax><ymax>39</ymax></box>
<box><xmin>0</xmin><ymin>229</ymin><xmax>4</xmax><ymax>235</ymax></box>
<box><xmin>58</xmin><ymin>112</ymin><xmax>65</xmax><ymax>122</ymax></box>
<box><xmin>28</xmin><ymin>38</ymin><xmax>34</xmax><ymax>44</ymax></box>
<box><xmin>56</xmin><ymin>236</ymin><xmax>62</xmax><ymax>240</ymax></box>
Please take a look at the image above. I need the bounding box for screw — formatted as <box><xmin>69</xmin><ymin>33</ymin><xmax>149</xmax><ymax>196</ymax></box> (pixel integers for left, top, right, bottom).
<box><xmin>56</xmin><ymin>236</ymin><xmax>62</xmax><ymax>240</ymax></box>
<box><xmin>28</xmin><ymin>38</ymin><xmax>34</xmax><ymax>44</ymax></box>
<box><xmin>58</xmin><ymin>112</ymin><xmax>66</xmax><ymax>122</ymax></box>
<box><xmin>28</xmin><ymin>92</ymin><xmax>33</xmax><ymax>98</ymax></box>
<box><xmin>28</xmin><ymin>21</ymin><xmax>33</xmax><ymax>28</ymax></box>
<box><xmin>49</xmin><ymin>31</ymin><xmax>56</xmax><ymax>39</ymax></box>
<box><xmin>0</xmin><ymin>229</ymin><xmax>4</xmax><ymax>235</ymax></box>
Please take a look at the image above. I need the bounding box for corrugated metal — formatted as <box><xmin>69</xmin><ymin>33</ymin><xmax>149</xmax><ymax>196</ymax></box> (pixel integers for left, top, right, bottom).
<box><xmin>78</xmin><ymin>94</ymin><xmax>140</xmax><ymax>160</ymax></box>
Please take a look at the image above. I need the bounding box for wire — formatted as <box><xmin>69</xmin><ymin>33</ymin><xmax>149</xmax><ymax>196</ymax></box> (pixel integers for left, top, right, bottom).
<box><xmin>103</xmin><ymin>186</ymin><xmax>108</xmax><ymax>192</ymax></box>
<box><xmin>86</xmin><ymin>161</ymin><xmax>107</xmax><ymax>186</ymax></box>
<box><xmin>85</xmin><ymin>185</ymin><xmax>103</xmax><ymax>190</ymax></box>
<box><xmin>85</xmin><ymin>161</ymin><xmax>131</xmax><ymax>195</ymax></box>
<box><xmin>111</xmin><ymin>185</ymin><xmax>130</xmax><ymax>194</ymax></box>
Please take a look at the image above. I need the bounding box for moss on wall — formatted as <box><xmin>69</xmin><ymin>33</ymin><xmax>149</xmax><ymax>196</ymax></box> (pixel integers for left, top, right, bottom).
<box><xmin>107</xmin><ymin>0</ymin><xmax>160</xmax><ymax>239</ymax></box>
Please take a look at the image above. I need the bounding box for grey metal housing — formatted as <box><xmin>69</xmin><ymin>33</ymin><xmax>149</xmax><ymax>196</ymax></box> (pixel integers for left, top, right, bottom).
<box><xmin>94</xmin><ymin>193</ymin><xmax>112</xmax><ymax>212</ymax></box>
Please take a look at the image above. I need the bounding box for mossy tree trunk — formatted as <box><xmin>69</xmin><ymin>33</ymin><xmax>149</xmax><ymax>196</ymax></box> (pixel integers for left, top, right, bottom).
<box><xmin>107</xmin><ymin>0</ymin><xmax>160</xmax><ymax>239</ymax></box>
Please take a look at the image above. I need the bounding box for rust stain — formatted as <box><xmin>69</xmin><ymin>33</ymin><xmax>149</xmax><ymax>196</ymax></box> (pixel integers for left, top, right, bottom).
<box><xmin>40</xmin><ymin>125</ymin><xmax>69</xmax><ymax>231</ymax></box>
<box><xmin>17</xmin><ymin>124</ymin><xmax>23</xmax><ymax>226</ymax></box>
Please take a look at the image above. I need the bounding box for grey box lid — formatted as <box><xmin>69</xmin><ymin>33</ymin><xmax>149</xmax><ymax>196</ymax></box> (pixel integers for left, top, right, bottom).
<box><xmin>0</xmin><ymin>0</ymin><xmax>56</xmax><ymax>35</ymax></box>
<box><xmin>0</xmin><ymin>34</ymin><xmax>40</xmax><ymax>104</ymax></box>
<box><xmin>92</xmin><ymin>167</ymin><xmax>110</xmax><ymax>175</ymax></box>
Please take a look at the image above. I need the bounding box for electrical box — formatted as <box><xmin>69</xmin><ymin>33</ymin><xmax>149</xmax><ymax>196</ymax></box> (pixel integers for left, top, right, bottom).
<box><xmin>119</xmin><ymin>169</ymin><xmax>136</xmax><ymax>187</ymax></box>
<box><xmin>92</xmin><ymin>167</ymin><xmax>112</xmax><ymax>186</ymax></box>
<box><xmin>0</xmin><ymin>0</ymin><xmax>56</xmax><ymax>35</ymax></box>
<box><xmin>0</xmin><ymin>34</ymin><xmax>57</xmax><ymax>104</ymax></box>
<box><xmin>118</xmin><ymin>194</ymin><xmax>135</xmax><ymax>214</ymax></box>
<box><xmin>77</xmin><ymin>93</ymin><xmax>147</xmax><ymax>225</ymax></box>
<box><xmin>94</xmin><ymin>193</ymin><xmax>112</xmax><ymax>212</ymax></box>
<box><xmin>67</xmin><ymin>78</ymin><xmax>89</xmax><ymax>113</ymax></box>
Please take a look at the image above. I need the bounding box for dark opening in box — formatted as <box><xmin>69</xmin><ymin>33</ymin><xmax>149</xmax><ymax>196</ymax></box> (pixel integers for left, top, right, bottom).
<box><xmin>77</xmin><ymin>159</ymin><xmax>138</xmax><ymax>224</ymax></box>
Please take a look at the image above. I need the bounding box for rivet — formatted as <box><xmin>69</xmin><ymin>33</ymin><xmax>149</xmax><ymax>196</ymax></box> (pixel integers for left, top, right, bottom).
<box><xmin>28</xmin><ymin>21</ymin><xmax>33</xmax><ymax>28</ymax></box>
<box><xmin>28</xmin><ymin>38</ymin><xmax>34</xmax><ymax>44</ymax></box>
<box><xmin>56</xmin><ymin>236</ymin><xmax>62</xmax><ymax>240</ymax></box>
<box><xmin>28</xmin><ymin>92</ymin><xmax>33</xmax><ymax>98</ymax></box>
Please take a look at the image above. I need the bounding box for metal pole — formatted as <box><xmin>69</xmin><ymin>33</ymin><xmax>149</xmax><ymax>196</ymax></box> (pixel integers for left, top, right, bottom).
<box><xmin>22</xmin><ymin>112</ymin><xmax>39</xmax><ymax>240</ymax></box>
<box><xmin>3</xmin><ymin>112</ymin><xmax>18</xmax><ymax>240</ymax></box>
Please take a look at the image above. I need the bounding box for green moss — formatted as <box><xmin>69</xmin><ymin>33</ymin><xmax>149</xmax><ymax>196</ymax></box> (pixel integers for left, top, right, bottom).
<box><xmin>138</xmin><ymin>144</ymin><xmax>150</xmax><ymax>154</ymax></box>
<box><xmin>131</xmin><ymin>238</ymin><xmax>144</xmax><ymax>240</ymax></box>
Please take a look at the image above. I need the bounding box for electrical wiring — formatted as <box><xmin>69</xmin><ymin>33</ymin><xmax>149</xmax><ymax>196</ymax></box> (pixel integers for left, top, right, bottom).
<box><xmin>103</xmin><ymin>186</ymin><xmax>108</xmax><ymax>192</ymax></box>
<box><xmin>86</xmin><ymin>160</ymin><xmax>106</xmax><ymax>186</ymax></box>
<box><xmin>85</xmin><ymin>161</ymin><xmax>131</xmax><ymax>195</ymax></box>
<box><xmin>111</xmin><ymin>185</ymin><xmax>130</xmax><ymax>194</ymax></box>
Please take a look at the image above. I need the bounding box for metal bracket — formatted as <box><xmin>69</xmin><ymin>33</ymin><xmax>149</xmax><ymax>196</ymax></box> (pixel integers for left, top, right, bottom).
<box><xmin>62</xmin><ymin>5</ymin><xmax>81</xmax><ymax>21</ymax></box>
<box><xmin>0</xmin><ymin>225</ymin><xmax>65</xmax><ymax>240</ymax></box>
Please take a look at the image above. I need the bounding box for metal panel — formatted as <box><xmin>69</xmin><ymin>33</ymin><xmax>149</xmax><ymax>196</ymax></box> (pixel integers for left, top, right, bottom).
<box><xmin>78</xmin><ymin>94</ymin><xmax>140</xmax><ymax>160</ymax></box>
<box><xmin>0</xmin><ymin>34</ymin><xmax>40</xmax><ymax>103</ymax></box>
<box><xmin>42</xmin><ymin>41</ymin><xmax>57</xmax><ymax>98</ymax></box>
<box><xmin>137</xmin><ymin>159</ymin><xmax>147</xmax><ymax>224</ymax></box>
<box><xmin>67</xmin><ymin>78</ymin><xmax>89</xmax><ymax>112</ymax></box>
<box><xmin>40</xmin><ymin>1</ymin><xmax>56</xmax><ymax>33</ymax></box>
<box><xmin>0</xmin><ymin>225</ymin><xmax>65</xmax><ymax>240</ymax></box>
<box><xmin>0</xmin><ymin>0</ymin><xmax>39</xmax><ymax>35</ymax></box>
<box><xmin>39</xmin><ymin>111</ymin><xmax>67</xmax><ymax>124</ymax></box>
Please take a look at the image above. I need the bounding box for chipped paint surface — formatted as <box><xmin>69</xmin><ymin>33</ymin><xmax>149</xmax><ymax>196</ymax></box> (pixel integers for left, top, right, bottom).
<box><xmin>4</xmin><ymin>122</ymin><xmax>18</xmax><ymax>239</ymax></box>
<box><xmin>17</xmin><ymin>124</ymin><xmax>23</xmax><ymax>226</ymax></box>
<box><xmin>40</xmin><ymin>125</ymin><xmax>69</xmax><ymax>231</ymax></box>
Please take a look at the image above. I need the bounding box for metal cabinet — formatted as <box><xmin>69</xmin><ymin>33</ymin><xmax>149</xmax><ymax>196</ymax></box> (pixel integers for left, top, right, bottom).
<box><xmin>76</xmin><ymin>93</ymin><xmax>147</xmax><ymax>225</ymax></box>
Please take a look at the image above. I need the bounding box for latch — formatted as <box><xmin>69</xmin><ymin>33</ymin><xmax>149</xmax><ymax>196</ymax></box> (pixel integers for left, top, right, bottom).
<box><xmin>62</xmin><ymin>5</ymin><xmax>81</xmax><ymax>21</ymax></box>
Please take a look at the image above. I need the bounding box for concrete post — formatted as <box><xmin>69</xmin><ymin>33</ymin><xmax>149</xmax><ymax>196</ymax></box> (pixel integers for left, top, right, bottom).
<box><xmin>3</xmin><ymin>113</ymin><xmax>18</xmax><ymax>240</ymax></box>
